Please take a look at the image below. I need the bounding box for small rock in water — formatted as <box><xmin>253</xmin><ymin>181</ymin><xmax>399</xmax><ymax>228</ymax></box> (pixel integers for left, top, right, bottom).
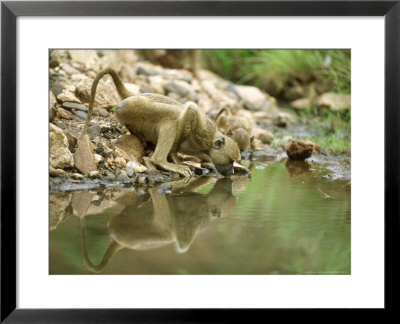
<box><xmin>106</xmin><ymin>172</ymin><xmax>116</xmax><ymax>181</ymax></box>
<box><xmin>62</xmin><ymin>102</ymin><xmax>88</xmax><ymax>112</ymax></box>
<box><xmin>125</xmin><ymin>166</ymin><xmax>134</xmax><ymax>177</ymax></box>
<box><xmin>158</xmin><ymin>188</ymin><xmax>171</xmax><ymax>194</ymax></box>
<box><xmin>286</xmin><ymin>139</ymin><xmax>315</xmax><ymax>161</ymax></box>
<box><xmin>89</xmin><ymin>170</ymin><xmax>100</xmax><ymax>178</ymax></box>
<box><xmin>71</xmin><ymin>173</ymin><xmax>84</xmax><ymax>180</ymax></box>
<box><xmin>117</xmin><ymin>174</ymin><xmax>130</xmax><ymax>183</ymax></box>
<box><xmin>160</xmin><ymin>183</ymin><xmax>171</xmax><ymax>189</ymax></box>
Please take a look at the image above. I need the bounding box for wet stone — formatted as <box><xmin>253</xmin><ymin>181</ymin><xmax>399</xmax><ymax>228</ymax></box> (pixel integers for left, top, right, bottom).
<box><xmin>125</xmin><ymin>166</ymin><xmax>134</xmax><ymax>177</ymax></box>
<box><xmin>117</xmin><ymin>174</ymin><xmax>131</xmax><ymax>183</ymax></box>
<box><xmin>158</xmin><ymin>188</ymin><xmax>172</xmax><ymax>194</ymax></box>
<box><xmin>106</xmin><ymin>172</ymin><xmax>116</xmax><ymax>181</ymax></box>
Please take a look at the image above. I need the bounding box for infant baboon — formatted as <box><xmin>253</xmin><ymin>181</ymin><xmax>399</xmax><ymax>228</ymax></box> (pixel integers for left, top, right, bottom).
<box><xmin>215</xmin><ymin>107</ymin><xmax>253</xmax><ymax>152</ymax></box>
<box><xmin>82</xmin><ymin>68</ymin><xmax>240</xmax><ymax>177</ymax></box>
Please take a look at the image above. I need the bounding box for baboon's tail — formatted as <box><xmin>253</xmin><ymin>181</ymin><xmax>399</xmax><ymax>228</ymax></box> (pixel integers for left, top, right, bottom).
<box><xmin>80</xmin><ymin>217</ymin><xmax>122</xmax><ymax>273</ymax></box>
<box><xmin>80</xmin><ymin>68</ymin><xmax>135</xmax><ymax>139</ymax></box>
<box><xmin>214</xmin><ymin>106</ymin><xmax>231</xmax><ymax>121</ymax></box>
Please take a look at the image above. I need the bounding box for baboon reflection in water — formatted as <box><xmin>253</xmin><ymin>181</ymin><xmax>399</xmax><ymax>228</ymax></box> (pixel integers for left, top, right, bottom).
<box><xmin>80</xmin><ymin>176</ymin><xmax>245</xmax><ymax>273</ymax></box>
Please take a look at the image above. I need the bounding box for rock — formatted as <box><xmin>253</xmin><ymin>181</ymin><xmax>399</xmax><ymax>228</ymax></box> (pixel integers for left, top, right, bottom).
<box><xmin>89</xmin><ymin>170</ymin><xmax>100</xmax><ymax>178</ymax></box>
<box><xmin>50</xmin><ymin>81</ymin><xmax>66</xmax><ymax>97</ymax></box>
<box><xmin>49</xmin><ymin>192</ymin><xmax>72</xmax><ymax>230</ymax></box>
<box><xmin>56</xmin><ymin>90</ymin><xmax>81</xmax><ymax>104</ymax></box>
<box><xmin>274</xmin><ymin>112</ymin><xmax>290</xmax><ymax>127</ymax></box>
<box><xmin>126</xmin><ymin>159</ymin><xmax>148</xmax><ymax>173</ymax></box>
<box><xmin>251</xmin><ymin>138</ymin><xmax>264</xmax><ymax>151</ymax></box>
<box><xmin>114</xmin><ymin>134</ymin><xmax>145</xmax><ymax>161</ymax></box>
<box><xmin>49</xmin><ymin>91</ymin><xmax>57</xmax><ymax>121</ymax></box>
<box><xmin>93</xmin><ymin>154</ymin><xmax>103</xmax><ymax>165</ymax></box>
<box><xmin>243</xmin><ymin>100</ymin><xmax>257</xmax><ymax>111</ymax></box>
<box><xmin>164</xmin><ymin>81</ymin><xmax>189</xmax><ymax>97</ymax></box>
<box><xmin>55</xmin><ymin>122</ymin><xmax>67</xmax><ymax>130</ymax></box>
<box><xmin>260</xmin><ymin>101</ymin><xmax>278</xmax><ymax>115</ymax></box>
<box><xmin>50</xmin><ymin>124</ymin><xmax>74</xmax><ymax>169</ymax></box>
<box><xmin>136</xmin><ymin>66</ymin><xmax>156</xmax><ymax>76</ymax></box>
<box><xmin>235</xmin><ymin>85</ymin><xmax>276</xmax><ymax>110</ymax></box>
<box><xmin>251</xmin><ymin>150</ymin><xmax>277</xmax><ymax>161</ymax></box>
<box><xmin>71</xmin><ymin>173</ymin><xmax>84</xmax><ymax>180</ymax></box>
<box><xmin>291</xmin><ymin>97</ymin><xmax>313</xmax><ymax>110</ymax></box>
<box><xmin>87</xmin><ymin>123</ymin><xmax>101</xmax><ymax>136</ymax></box>
<box><xmin>57</xmin><ymin>107</ymin><xmax>74</xmax><ymax>120</ymax></box>
<box><xmin>148</xmin><ymin>75</ymin><xmax>166</xmax><ymax>94</ymax></box>
<box><xmin>316</xmin><ymin>92</ymin><xmax>351</xmax><ymax>111</ymax></box>
<box><xmin>68</xmin><ymin>50</ymin><xmax>100</xmax><ymax>70</ymax></box>
<box><xmin>253</xmin><ymin>128</ymin><xmax>274</xmax><ymax>144</ymax></box>
<box><xmin>93</xmin><ymin>108</ymin><xmax>109</xmax><ymax>117</ymax></box>
<box><xmin>75</xmin><ymin>78</ymin><xmax>119</xmax><ymax>109</ymax></box>
<box><xmin>125</xmin><ymin>83</ymin><xmax>141</xmax><ymax>95</ymax></box>
<box><xmin>73</xmin><ymin>110</ymin><xmax>87</xmax><ymax>120</ymax></box>
<box><xmin>63</xmin><ymin>130</ymin><xmax>77</xmax><ymax>150</ymax></box>
<box><xmin>106</xmin><ymin>172</ymin><xmax>116</xmax><ymax>181</ymax></box>
<box><xmin>286</xmin><ymin>139</ymin><xmax>315</xmax><ymax>161</ymax></box>
<box><xmin>49</xmin><ymin>167</ymin><xmax>68</xmax><ymax>178</ymax></box>
<box><xmin>74</xmin><ymin>134</ymin><xmax>97</xmax><ymax>175</ymax></box>
<box><xmin>114</xmin><ymin>157</ymin><xmax>127</xmax><ymax>168</ymax></box>
<box><xmin>285</xmin><ymin>85</ymin><xmax>305</xmax><ymax>101</ymax></box>
<box><xmin>59</xmin><ymin>63</ymin><xmax>80</xmax><ymax>75</ymax></box>
<box><xmin>125</xmin><ymin>166</ymin><xmax>134</xmax><ymax>177</ymax></box>
<box><xmin>117</xmin><ymin>173</ymin><xmax>131</xmax><ymax>183</ymax></box>
<box><xmin>62</xmin><ymin>102</ymin><xmax>88</xmax><ymax>112</ymax></box>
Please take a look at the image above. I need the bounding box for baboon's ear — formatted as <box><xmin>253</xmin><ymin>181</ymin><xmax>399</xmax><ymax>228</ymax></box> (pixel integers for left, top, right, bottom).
<box><xmin>212</xmin><ymin>137</ymin><xmax>225</xmax><ymax>150</ymax></box>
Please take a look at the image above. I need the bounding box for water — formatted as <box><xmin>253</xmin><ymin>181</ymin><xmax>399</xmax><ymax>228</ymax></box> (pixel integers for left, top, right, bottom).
<box><xmin>49</xmin><ymin>161</ymin><xmax>351</xmax><ymax>275</ymax></box>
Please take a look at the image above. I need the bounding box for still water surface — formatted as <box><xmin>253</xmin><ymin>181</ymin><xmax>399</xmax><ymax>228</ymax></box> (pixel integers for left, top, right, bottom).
<box><xmin>50</xmin><ymin>161</ymin><xmax>350</xmax><ymax>274</ymax></box>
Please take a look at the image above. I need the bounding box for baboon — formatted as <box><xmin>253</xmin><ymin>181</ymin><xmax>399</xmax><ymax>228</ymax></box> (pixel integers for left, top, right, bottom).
<box><xmin>81</xmin><ymin>68</ymin><xmax>240</xmax><ymax>177</ymax></box>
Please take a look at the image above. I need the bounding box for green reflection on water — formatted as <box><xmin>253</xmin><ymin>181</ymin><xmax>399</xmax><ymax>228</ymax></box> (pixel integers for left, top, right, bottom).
<box><xmin>50</xmin><ymin>161</ymin><xmax>350</xmax><ymax>275</ymax></box>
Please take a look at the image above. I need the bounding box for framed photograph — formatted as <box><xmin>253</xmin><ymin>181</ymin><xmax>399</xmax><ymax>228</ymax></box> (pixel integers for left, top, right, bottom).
<box><xmin>1</xmin><ymin>0</ymin><xmax>398</xmax><ymax>321</ymax></box>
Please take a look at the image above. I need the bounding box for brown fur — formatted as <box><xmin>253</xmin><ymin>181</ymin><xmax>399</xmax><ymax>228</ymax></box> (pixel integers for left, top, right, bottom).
<box><xmin>81</xmin><ymin>68</ymin><xmax>240</xmax><ymax>177</ymax></box>
<box><xmin>215</xmin><ymin>107</ymin><xmax>252</xmax><ymax>152</ymax></box>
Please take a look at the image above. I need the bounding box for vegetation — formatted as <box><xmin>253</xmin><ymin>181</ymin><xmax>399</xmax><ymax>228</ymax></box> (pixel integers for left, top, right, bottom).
<box><xmin>203</xmin><ymin>49</ymin><xmax>351</xmax><ymax>95</ymax></box>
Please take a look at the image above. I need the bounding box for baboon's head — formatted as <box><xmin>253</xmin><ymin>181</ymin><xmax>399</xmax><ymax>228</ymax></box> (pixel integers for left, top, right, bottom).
<box><xmin>209</xmin><ymin>135</ymin><xmax>241</xmax><ymax>176</ymax></box>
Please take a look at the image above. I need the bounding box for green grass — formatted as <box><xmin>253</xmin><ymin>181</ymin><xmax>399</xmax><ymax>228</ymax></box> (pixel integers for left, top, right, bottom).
<box><xmin>311</xmin><ymin>134</ymin><xmax>351</xmax><ymax>154</ymax></box>
<box><xmin>203</xmin><ymin>49</ymin><xmax>351</xmax><ymax>95</ymax></box>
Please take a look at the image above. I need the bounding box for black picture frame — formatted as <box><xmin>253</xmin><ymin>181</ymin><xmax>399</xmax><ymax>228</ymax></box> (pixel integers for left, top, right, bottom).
<box><xmin>1</xmin><ymin>0</ymin><xmax>398</xmax><ymax>322</ymax></box>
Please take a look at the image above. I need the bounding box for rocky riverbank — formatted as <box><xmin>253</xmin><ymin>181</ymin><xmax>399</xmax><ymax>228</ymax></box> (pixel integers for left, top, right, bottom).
<box><xmin>49</xmin><ymin>50</ymin><xmax>350</xmax><ymax>191</ymax></box>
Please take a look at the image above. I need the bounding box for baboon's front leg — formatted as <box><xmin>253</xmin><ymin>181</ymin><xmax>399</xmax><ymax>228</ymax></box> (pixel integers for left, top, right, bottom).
<box><xmin>151</xmin><ymin>124</ymin><xmax>192</xmax><ymax>178</ymax></box>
